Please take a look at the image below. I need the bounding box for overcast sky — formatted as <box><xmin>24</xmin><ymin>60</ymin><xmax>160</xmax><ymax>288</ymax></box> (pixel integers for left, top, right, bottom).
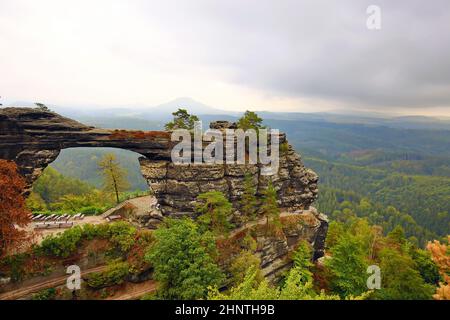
<box><xmin>1</xmin><ymin>0</ymin><xmax>450</xmax><ymax>116</ymax></box>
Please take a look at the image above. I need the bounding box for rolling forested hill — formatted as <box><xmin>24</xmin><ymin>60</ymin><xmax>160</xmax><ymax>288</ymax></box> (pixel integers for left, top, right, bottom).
<box><xmin>305</xmin><ymin>157</ymin><xmax>450</xmax><ymax>242</ymax></box>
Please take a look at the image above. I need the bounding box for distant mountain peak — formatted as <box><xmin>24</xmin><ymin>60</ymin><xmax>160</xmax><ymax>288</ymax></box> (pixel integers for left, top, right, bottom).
<box><xmin>154</xmin><ymin>97</ymin><xmax>224</xmax><ymax>115</ymax></box>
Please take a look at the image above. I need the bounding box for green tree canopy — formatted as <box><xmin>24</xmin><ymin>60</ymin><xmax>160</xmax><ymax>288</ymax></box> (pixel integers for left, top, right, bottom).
<box><xmin>260</xmin><ymin>181</ymin><xmax>281</xmax><ymax>233</ymax></box>
<box><xmin>229</xmin><ymin>250</ymin><xmax>263</xmax><ymax>287</ymax></box>
<box><xmin>208</xmin><ymin>265</ymin><xmax>342</xmax><ymax>300</ymax></box>
<box><xmin>195</xmin><ymin>191</ymin><xmax>233</xmax><ymax>236</ymax></box>
<box><xmin>236</xmin><ymin>110</ymin><xmax>265</xmax><ymax>131</ymax></box>
<box><xmin>412</xmin><ymin>248</ymin><xmax>441</xmax><ymax>285</ymax></box>
<box><xmin>324</xmin><ymin>234</ymin><xmax>369</xmax><ymax>298</ymax></box>
<box><xmin>375</xmin><ymin>247</ymin><xmax>435</xmax><ymax>300</ymax></box>
<box><xmin>164</xmin><ymin>108</ymin><xmax>199</xmax><ymax>130</ymax></box>
<box><xmin>292</xmin><ymin>241</ymin><xmax>314</xmax><ymax>283</ymax></box>
<box><xmin>98</xmin><ymin>153</ymin><xmax>130</xmax><ymax>204</ymax></box>
<box><xmin>145</xmin><ymin>218</ymin><xmax>224</xmax><ymax>300</ymax></box>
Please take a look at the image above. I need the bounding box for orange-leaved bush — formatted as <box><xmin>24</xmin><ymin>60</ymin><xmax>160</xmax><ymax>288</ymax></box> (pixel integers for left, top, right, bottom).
<box><xmin>427</xmin><ymin>236</ymin><xmax>450</xmax><ymax>300</ymax></box>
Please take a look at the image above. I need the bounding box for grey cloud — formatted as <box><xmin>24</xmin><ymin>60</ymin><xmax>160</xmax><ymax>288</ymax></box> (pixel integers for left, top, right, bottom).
<box><xmin>1</xmin><ymin>0</ymin><xmax>450</xmax><ymax>111</ymax></box>
<box><xmin>151</xmin><ymin>0</ymin><xmax>450</xmax><ymax>109</ymax></box>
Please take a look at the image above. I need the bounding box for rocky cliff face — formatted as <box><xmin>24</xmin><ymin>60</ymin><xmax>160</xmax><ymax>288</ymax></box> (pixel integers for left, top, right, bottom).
<box><xmin>0</xmin><ymin>107</ymin><xmax>327</xmax><ymax>262</ymax></box>
<box><xmin>139</xmin><ymin>122</ymin><xmax>319</xmax><ymax>221</ymax></box>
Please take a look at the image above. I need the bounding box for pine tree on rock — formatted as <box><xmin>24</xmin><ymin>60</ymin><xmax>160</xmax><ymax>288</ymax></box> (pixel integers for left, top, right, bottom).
<box><xmin>240</xmin><ymin>173</ymin><xmax>258</xmax><ymax>221</ymax></box>
<box><xmin>164</xmin><ymin>108</ymin><xmax>199</xmax><ymax>130</ymax></box>
<box><xmin>236</xmin><ymin>110</ymin><xmax>265</xmax><ymax>131</ymax></box>
<box><xmin>260</xmin><ymin>181</ymin><xmax>281</xmax><ymax>235</ymax></box>
<box><xmin>195</xmin><ymin>191</ymin><xmax>233</xmax><ymax>236</ymax></box>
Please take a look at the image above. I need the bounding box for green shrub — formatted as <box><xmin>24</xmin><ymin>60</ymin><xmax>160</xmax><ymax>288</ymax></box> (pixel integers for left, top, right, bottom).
<box><xmin>40</xmin><ymin>226</ymin><xmax>84</xmax><ymax>258</ymax></box>
<box><xmin>80</xmin><ymin>206</ymin><xmax>102</xmax><ymax>215</ymax></box>
<box><xmin>279</xmin><ymin>141</ymin><xmax>289</xmax><ymax>154</ymax></box>
<box><xmin>86</xmin><ymin>260</ymin><xmax>130</xmax><ymax>289</ymax></box>
<box><xmin>82</xmin><ymin>223</ymin><xmax>110</xmax><ymax>240</ymax></box>
<box><xmin>0</xmin><ymin>253</ymin><xmax>28</xmax><ymax>282</ymax></box>
<box><xmin>35</xmin><ymin>222</ymin><xmax>137</xmax><ymax>259</ymax></box>
<box><xmin>31</xmin><ymin>288</ymin><xmax>56</xmax><ymax>300</ymax></box>
<box><xmin>108</xmin><ymin>222</ymin><xmax>137</xmax><ymax>253</ymax></box>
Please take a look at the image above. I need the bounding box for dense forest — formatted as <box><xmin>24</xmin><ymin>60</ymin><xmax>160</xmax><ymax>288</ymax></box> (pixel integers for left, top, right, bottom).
<box><xmin>307</xmin><ymin>158</ymin><xmax>450</xmax><ymax>242</ymax></box>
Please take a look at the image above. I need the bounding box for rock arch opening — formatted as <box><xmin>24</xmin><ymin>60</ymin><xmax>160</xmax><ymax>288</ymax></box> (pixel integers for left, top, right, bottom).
<box><xmin>27</xmin><ymin>147</ymin><xmax>160</xmax><ymax>223</ymax></box>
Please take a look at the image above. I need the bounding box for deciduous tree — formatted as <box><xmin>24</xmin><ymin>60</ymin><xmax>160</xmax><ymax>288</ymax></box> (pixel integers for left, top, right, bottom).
<box><xmin>0</xmin><ymin>160</ymin><xmax>32</xmax><ymax>258</ymax></box>
<box><xmin>229</xmin><ymin>250</ymin><xmax>263</xmax><ymax>287</ymax></box>
<box><xmin>98</xmin><ymin>153</ymin><xmax>130</xmax><ymax>204</ymax></box>
<box><xmin>427</xmin><ymin>237</ymin><xmax>450</xmax><ymax>300</ymax></box>
<box><xmin>145</xmin><ymin>218</ymin><xmax>224</xmax><ymax>300</ymax></box>
<box><xmin>375</xmin><ymin>247</ymin><xmax>434</xmax><ymax>300</ymax></box>
<box><xmin>324</xmin><ymin>234</ymin><xmax>369</xmax><ymax>298</ymax></box>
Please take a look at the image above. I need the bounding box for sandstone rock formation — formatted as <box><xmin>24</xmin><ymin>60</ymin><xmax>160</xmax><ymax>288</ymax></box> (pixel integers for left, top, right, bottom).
<box><xmin>0</xmin><ymin>107</ymin><xmax>327</xmax><ymax>261</ymax></box>
<box><xmin>139</xmin><ymin>132</ymin><xmax>320</xmax><ymax>219</ymax></box>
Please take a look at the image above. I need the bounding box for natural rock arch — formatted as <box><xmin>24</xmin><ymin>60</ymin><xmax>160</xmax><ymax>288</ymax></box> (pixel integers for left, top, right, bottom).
<box><xmin>0</xmin><ymin>107</ymin><xmax>171</xmax><ymax>190</ymax></box>
<box><xmin>0</xmin><ymin>107</ymin><xmax>328</xmax><ymax>261</ymax></box>
<box><xmin>0</xmin><ymin>107</ymin><xmax>319</xmax><ymax>217</ymax></box>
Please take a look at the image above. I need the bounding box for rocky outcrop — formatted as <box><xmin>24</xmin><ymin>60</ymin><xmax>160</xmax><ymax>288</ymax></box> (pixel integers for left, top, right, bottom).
<box><xmin>217</xmin><ymin>209</ymin><xmax>329</xmax><ymax>279</ymax></box>
<box><xmin>0</xmin><ymin>107</ymin><xmax>326</xmax><ymax>261</ymax></box>
<box><xmin>140</xmin><ymin>149</ymin><xmax>319</xmax><ymax>219</ymax></box>
<box><xmin>140</xmin><ymin>121</ymin><xmax>319</xmax><ymax>220</ymax></box>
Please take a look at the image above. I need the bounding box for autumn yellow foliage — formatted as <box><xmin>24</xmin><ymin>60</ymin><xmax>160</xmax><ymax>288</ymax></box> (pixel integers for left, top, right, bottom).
<box><xmin>427</xmin><ymin>236</ymin><xmax>450</xmax><ymax>300</ymax></box>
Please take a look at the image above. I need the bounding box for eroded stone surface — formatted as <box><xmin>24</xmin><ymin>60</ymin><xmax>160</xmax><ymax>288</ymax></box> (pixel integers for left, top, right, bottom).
<box><xmin>140</xmin><ymin>143</ymin><xmax>319</xmax><ymax>218</ymax></box>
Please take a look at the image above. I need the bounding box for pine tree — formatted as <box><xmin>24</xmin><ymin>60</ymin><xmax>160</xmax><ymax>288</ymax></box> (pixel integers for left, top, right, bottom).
<box><xmin>236</xmin><ymin>111</ymin><xmax>265</xmax><ymax>131</ymax></box>
<box><xmin>292</xmin><ymin>240</ymin><xmax>314</xmax><ymax>283</ymax></box>
<box><xmin>240</xmin><ymin>173</ymin><xmax>258</xmax><ymax>221</ymax></box>
<box><xmin>324</xmin><ymin>234</ymin><xmax>369</xmax><ymax>298</ymax></box>
<box><xmin>195</xmin><ymin>191</ymin><xmax>233</xmax><ymax>236</ymax></box>
<box><xmin>260</xmin><ymin>181</ymin><xmax>281</xmax><ymax>234</ymax></box>
<box><xmin>164</xmin><ymin>108</ymin><xmax>199</xmax><ymax>130</ymax></box>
